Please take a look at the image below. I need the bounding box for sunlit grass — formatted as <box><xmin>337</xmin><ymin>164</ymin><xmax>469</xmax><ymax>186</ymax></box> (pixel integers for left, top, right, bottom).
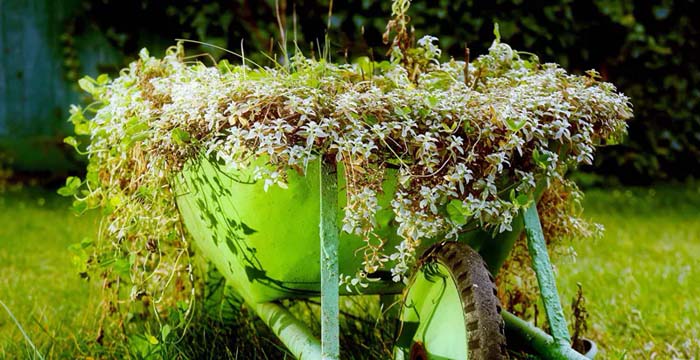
<box><xmin>557</xmin><ymin>184</ymin><xmax>700</xmax><ymax>359</ymax></box>
<box><xmin>0</xmin><ymin>187</ymin><xmax>100</xmax><ymax>359</ymax></box>
<box><xmin>1</xmin><ymin>184</ymin><xmax>698</xmax><ymax>358</ymax></box>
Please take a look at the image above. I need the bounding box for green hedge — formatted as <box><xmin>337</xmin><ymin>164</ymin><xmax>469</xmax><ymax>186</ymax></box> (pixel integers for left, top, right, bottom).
<box><xmin>71</xmin><ymin>0</ymin><xmax>700</xmax><ymax>183</ymax></box>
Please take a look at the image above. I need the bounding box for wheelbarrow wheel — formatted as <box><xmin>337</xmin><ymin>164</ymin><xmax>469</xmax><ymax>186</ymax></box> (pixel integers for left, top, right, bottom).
<box><xmin>393</xmin><ymin>241</ymin><xmax>508</xmax><ymax>360</ymax></box>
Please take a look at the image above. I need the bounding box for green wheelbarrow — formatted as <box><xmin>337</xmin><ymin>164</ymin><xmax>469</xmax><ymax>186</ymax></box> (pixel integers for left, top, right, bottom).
<box><xmin>174</xmin><ymin>155</ymin><xmax>596</xmax><ymax>360</ymax></box>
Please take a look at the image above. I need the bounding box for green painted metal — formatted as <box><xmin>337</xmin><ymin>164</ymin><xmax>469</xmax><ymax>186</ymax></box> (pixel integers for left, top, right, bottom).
<box><xmin>319</xmin><ymin>161</ymin><xmax>340</xmax><ymax>360</ymax></box>
<box><xmin>523</xmin><ymin>203</ymin><xmax>571</xmax><ymax>345</ymax></box>
<box><xmin>252</xmin><ymin>301</ymin><xmax>322</xmax><ymax>359</ymax></box>
<box><xmin>503</xmin><ymin>311</ymin><xmax>589</xmax><ymax>360</ymax></box>
<box><xmin>394</xmin><ymin>263</ymin><xmax>468</xmax><ymax>360</ymax></box>
<box><xmin>174</xmin><ymin>154</ymin><xmax>544</xmax><ymax>303</ymax></box>
<box><xmin>174</xmin><ymin>155</ymin><xmax>404</xmax><ymax>304</ymax></box>
<box><xmin>175</xmin><ymin>154</ymin><xmax>584</xmax><ymax>358</ymax></box>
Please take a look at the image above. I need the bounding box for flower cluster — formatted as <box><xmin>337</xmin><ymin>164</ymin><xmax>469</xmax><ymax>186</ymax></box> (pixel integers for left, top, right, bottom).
<box><xmin>66</xmin><ymin>35</ymin><xmax>631</xmax><ymax>303</ymax></box>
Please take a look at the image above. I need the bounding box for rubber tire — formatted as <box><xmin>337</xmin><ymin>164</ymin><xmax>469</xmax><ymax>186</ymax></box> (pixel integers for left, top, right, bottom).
<box><xmin>398</xmin><ymin>241</ymin><xmax>509</xmax><ymax>360</ymax></box>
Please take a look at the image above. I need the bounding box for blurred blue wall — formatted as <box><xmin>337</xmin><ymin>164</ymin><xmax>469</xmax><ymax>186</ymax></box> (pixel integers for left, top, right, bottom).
<box><xmin>0</xmin><ymin>0</ymin><xmax>120</xmax><ymax>171</ymax></box>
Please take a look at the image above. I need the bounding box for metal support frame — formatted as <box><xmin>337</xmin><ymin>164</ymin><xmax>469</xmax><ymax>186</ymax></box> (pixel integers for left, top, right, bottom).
<box><xmin>523</xmin><ymin>203</ymin><xmax>570</xmax><ymax>343</ymax></box>
<box><xmin>319</xmin><ymin>161</ymin><xmax>340</xmax><ymax>360</ymax></box>
<box><xmin>251</xmin><ymin>301</ymin><xmax>322</xmax><ymax>359</ymax></box>
<box><xmin>242</xmin><ymin>160</ymin><xmax>341</xmax><ymax>360</ymax></box>
<box><xmin>503</xmin><ymin>311</ymin><xmax>590</xmax><ymax>360</ymax></box>
<box><xmin>522</xmin><ymin>202</ymin><xmax>590</xmax><ymax>360</ymax></box>
<box><xmin>235</xmin><ymin>175</ymin><xmax>592</xmax><ymax>360</ymax></box>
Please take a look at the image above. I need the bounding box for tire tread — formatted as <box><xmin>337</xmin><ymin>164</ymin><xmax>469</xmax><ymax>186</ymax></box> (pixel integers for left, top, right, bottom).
<box><xmin>424</xmin><ymin>241</ymin><xmax>509</xmax><ymax>360</ymax></box>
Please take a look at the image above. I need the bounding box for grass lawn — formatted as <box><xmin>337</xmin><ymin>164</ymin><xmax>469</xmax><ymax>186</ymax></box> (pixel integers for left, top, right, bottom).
<box><xmin>557</xmin><ymin>185</ymin><xmax>700</xmax><ymax>359</ymax></box>
<box><xmin>0</xmin><ymin>188</ymin><xmax>100</xmax><ymax>359</ymax></box>
<box><xmin>0</xmin><ymin>184</ymin><xmax>698</xmax><ymax>358</ymax></box>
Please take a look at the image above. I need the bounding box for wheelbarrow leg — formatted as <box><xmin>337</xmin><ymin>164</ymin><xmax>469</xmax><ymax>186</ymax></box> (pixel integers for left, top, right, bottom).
<box><xmin>320</xmin><ymin>161</ymin><xmax>340</xmax><ymax>360</ymax></box>
<box><xmin>518</xmin><ymin>202</ymin><xmax>589</xmax><ymax>359</ymax></box>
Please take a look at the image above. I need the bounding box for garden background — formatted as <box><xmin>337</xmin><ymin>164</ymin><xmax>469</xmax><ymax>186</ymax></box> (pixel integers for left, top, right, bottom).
<box><xmin>1</xmin><ymin>0</ymin><xmax>698</xmax><ymax>359</ymax></box>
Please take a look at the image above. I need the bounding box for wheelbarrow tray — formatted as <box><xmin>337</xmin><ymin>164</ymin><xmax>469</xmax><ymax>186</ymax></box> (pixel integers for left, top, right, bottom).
<box><xmin>173</xmin><ymin>154</ymin><xmax>592</xmax><ymax>359</ymax></box>
<box><xmin>174</xmin><ymin>154</ymin><xmax>529</xmax><ymax>304</ymax></box>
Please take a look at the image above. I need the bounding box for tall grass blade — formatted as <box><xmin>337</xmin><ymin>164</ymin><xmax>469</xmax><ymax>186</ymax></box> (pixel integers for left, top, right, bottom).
<box><xmin>0</xmin><ymin>299</ymin><xmax>45</xmax><ymax>360</ymax></box>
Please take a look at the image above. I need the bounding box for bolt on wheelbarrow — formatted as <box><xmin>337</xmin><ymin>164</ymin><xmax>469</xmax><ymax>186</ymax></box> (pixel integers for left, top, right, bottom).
<box><xmin>174</xmin><ymin>154</ymin><xmax>597</xmax><ymax>360</ymax></box>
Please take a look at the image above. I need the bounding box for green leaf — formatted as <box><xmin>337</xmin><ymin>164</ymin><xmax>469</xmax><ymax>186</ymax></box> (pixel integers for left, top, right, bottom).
<box><xmin>57</xmin><ymin>176</ymin><xmax>81</xmax><ymax>196</ymax></box>
<box><xmin>74</xmin><ymin>122</ymin><xmax>90</xmax><ymax>136</ymax></box>
<box><xmin>426</xmin><ymin>95</ymin><xmax>439</xmax><ymax>109</ymax></box>
<box><xmin>68</xmin><ymin>105</ymin><xmax>85</xmax><ymax>124</ymax></box>
<box><xmin>96</xmin><ymin>73</ymin><xmax>110</xmax><ymax>85</ymax></box>
<box><xmin>64</xmin><ymin>136</ymin><xmax>78</xmax><ymax>148</ymax></box>
<box><xmin>103</xmin><ymin>195</ymin><xmax>124</xmax><ymax>215</ymax></box>
<box><xmin>64</xmin><ymin>136</ymin><xmax>87</xmax><ymax>155</ymax></box>
<box><xmin>171</xmin><ymin>127</ymin><xmax>191</xmax><ymax>145</ymax></box>
<box><xmin>516</xmin><ymin>194</ymin><xmax>530</xmax><ymax>207</ymax></box>
<box><xmin>394</xmin><ymin>106</ymin><xmax>413</xmax><ymax>119</ymax></box>
<box><xmin>355</xmin><ymin>56</ymin><xmax>373</xmax><ymax>77</ymax></box>
<box><xmin>86</xmin><ymin>170</ymin><xmax>99</xmax><ymax>187</ymax></box>
<box><xmin>146</xmin><ymin>333</ymin><xmax>159</xmax><ymax>345</ymax></box>
<box><xmin>446</xmin><ymin>199</ymin><xmax>471</xmax><ymax>225</ymax></box>
<box><xmin>109</xmin><ymin>195</ymin><xmax>123</xmax><ymax>208</ymax></box>
<box><xmin>463</xmin><ymin>122</ymin><xmax>474</xmax><ymax>134</ymax></box>
<box><xmin>161</xmin><ymin>324</ymin><xmax>172</xmax><ymax>341</ymax></box>
<box><xmin>138</xmin><ymin>48</ymin><xmax>150</xmax><ymax>60</ymax></box>
<box><xmin>69</xmin><ymin>248</ymin><xmax>89</xmax><ymax>275</ymax></box>
<box><xmin>57</xmin><ymin>187</ymin><xmax>74</xmax><ymax>197</ymax></box>
<box><xmin>374</xmin><ymin>61</ymin><xmax>393</xmax><ymax>72</ymax></box>
<box><xmin>363</xmin><ymin>114</ymin><xmax>378</xmax><ymax>125</ymax></box>
<box><xmin>510</xmin><ymin>189</ymin><xmax>531</xmax><ymax>207</ymax></box>
<box><xmin>125</xmin><ymin>117</ymin><xmax>149</xmax><ymax>134</ymax></box>
<box><xmin>493</xmin><ymin>23</ymin><xmax>501</xmax><ymax>43</ymax></box>
<box><xmin>80</xmin><ymin>238</ymin><xmax>94</xmax><ymax>249</ymax></box>
<box><xmin>113</xmin><ymin>258</ymin><xmax>131</xmax><ymax>277</ymax></box>
<box><xmin>532</xmin><ymin>148</ymin><xmax>550</xmax><ymax>169</ymax></box>
<box><xmin>240</xmin><ymin>222</ymin><xmax>257</xmax><ymax>235</ymax></box>
<box><xmin>68</xmin><ymin>104</ymin><xmax>93</xmax><ymax>135</ymax></box>
<box><xmin>217</xmin><ymin>59</ymin><xmax>232</xmax><ymax>73</ymax></box>
<box><xmin>138</xmin><ymin>186</ymin><xmax>153</xmax><ymax>199</ymax></box>
<box><xmin>375</xmin><ymin>209</ymin><xmax>394</xmax><ymax>228</ymax></box>
<box><xmin>78</xmin><ymin>77</ymin><xmax>96</xmax><ymax>95</ymax></box>
<box><xmin>422</xmin><ymin>71</ymin><xmax>453</xmax><ymax>91</ymax></box>
<box><xmin>72</xmin><ymin>199</ymin><xmax>88</xmax><ymax>214</ymax></box>
<box><xmin>67</xmin><ymin>243</ymin><xmax>83</xmax><ymax>253</ymax></box>
<box><xmin>505</xmin><ymin>117</ymin><xmax>526</xmax><ymax>132</ymax></box>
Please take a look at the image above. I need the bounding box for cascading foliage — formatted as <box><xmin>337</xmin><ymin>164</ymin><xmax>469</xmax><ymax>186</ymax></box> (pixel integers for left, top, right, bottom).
<box><xmin>62</xmin><ymin>9</ymin><xmax>631</xmax><ymax>337</ymax></box>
